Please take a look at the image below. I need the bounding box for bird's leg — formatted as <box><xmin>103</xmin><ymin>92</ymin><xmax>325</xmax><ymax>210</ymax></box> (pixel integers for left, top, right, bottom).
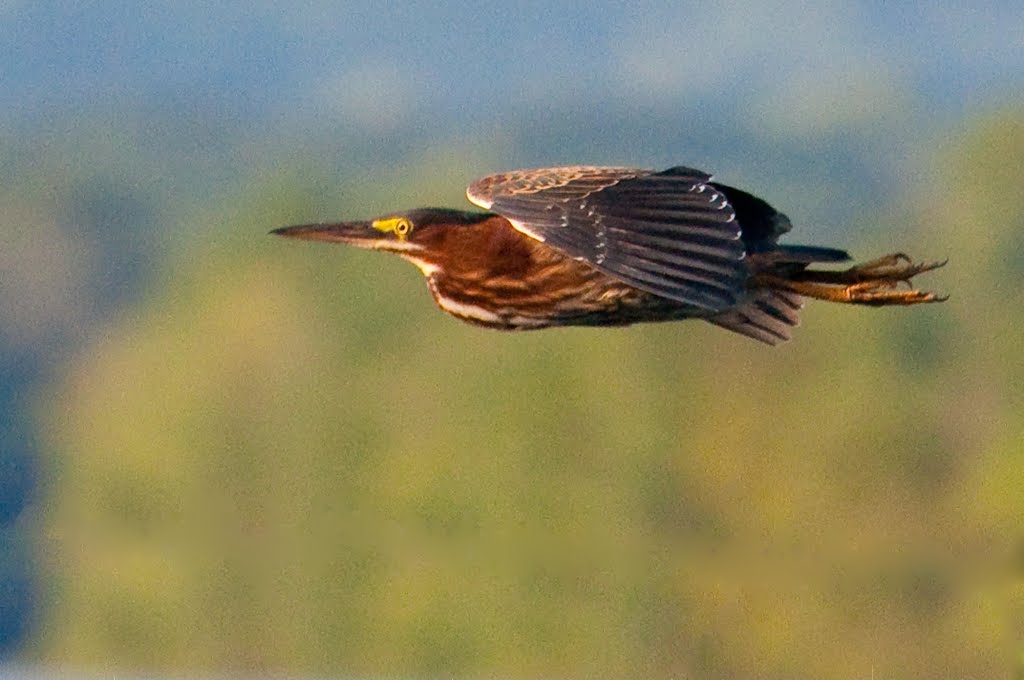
<box><xmin>756</xmin><ymin>254</ymin><xmax>948</xmax><ymax>306</ymax></box>
<box><xmin>788</xmin><ymin>253</ymin><xmax>948</xmax><ymax>286</ymax></box>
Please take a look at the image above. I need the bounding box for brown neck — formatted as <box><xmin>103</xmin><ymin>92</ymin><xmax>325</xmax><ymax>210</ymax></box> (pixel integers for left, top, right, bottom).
<box><xmin>415</xmin><ymin>216</ymin><xmax>618</xmax><ymax>327</ymax></box>
<box><xmin>415</xmin><ymin>215</ymin><xmax>538</xmax><ymax>278</ymax></box>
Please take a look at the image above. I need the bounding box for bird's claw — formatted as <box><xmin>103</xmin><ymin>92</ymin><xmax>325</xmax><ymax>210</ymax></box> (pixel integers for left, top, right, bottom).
<box><xmin>846</xmin><ymin>253</ymin><xmax>946</xmax><ymax>284</ymax></box>
<box><xmin>843</xmin><ymin>275</ymin><xmax>946</xmax><ymax>306</ymax></box>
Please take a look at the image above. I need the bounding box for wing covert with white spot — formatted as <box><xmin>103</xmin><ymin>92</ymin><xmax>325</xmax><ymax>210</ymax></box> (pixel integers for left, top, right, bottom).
<box><xmin>467</xmin><ymin>165</ymin><xmax>747</xmax><ymax>312</ymax></box>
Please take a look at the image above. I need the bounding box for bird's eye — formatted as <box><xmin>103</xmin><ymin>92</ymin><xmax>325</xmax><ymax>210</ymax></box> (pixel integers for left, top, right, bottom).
<box><xmin>394</xmin><ymin>219</ymin><xmax>412</xmax><ymax>237</ymax></box>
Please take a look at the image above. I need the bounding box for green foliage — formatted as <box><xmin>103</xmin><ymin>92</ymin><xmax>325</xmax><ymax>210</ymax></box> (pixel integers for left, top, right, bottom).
<box><xmin>34</xmin><ymin>111</ymin><xmax>1024</xmax><ymax>679</ymax></box>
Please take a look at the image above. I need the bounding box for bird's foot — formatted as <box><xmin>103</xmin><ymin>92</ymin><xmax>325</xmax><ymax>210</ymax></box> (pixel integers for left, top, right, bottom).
<box><xmin>841</xmin><ymin>277</ymin><xmax>948</xmax><ymax>306</ymax></box>
<box><xmin>844</xmin><ymin>253</ymin><xmax>949</xmax><ymax>288</ymax></box>
<box><xmin>758</xmin><ymin>254</ymin><xmax>947</xmax><ymax>306</ymax></box>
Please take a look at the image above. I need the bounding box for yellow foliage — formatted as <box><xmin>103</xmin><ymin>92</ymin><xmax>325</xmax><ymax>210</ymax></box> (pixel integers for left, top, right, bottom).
<box><xmin>35</xmin><ymin>111</ymin><xmax>1024</xmax><ymax>679</ymax></box>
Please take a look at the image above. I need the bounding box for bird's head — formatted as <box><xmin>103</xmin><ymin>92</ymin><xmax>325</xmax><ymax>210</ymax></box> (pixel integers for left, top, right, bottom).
<box><xmin>272</xmin><ymin>208</ymin><xmax>495</xmax><ymax>273</ymax></box>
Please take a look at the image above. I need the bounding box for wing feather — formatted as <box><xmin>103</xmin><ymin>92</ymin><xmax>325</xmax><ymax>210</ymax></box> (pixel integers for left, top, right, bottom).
<box><xmin>467</xmin><ymin>165</ymin><xmax>746</xmax><ymax>311</ymax></box>
<box><xmin>614</xmin><ymin>241</ymin><xmax>742</xmax><ymax>278</ymax></box>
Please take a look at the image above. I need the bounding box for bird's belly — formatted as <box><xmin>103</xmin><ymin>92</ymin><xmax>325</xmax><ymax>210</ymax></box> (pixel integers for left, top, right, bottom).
<box><xmin>427</xmin><ymin>269</ymin><xmax>705</xmax><ymax>330</ymax></box>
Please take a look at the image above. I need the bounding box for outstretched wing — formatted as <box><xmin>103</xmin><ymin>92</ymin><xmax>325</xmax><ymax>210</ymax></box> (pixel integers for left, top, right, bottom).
<box><xmin>467</xmin><ymin>165</ymin><xmax>746</xmax><ymax>312</ymax></box>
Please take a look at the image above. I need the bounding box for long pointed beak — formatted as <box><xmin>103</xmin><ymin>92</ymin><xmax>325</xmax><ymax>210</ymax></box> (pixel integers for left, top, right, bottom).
<box><xmin>271</xmin><ymin>221</ymin><xmax>379</xmax><ymax>246</ymax></box>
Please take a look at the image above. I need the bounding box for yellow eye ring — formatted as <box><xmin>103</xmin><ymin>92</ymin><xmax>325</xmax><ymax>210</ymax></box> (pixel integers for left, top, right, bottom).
<box><xmin>394</xmin><ymin>219</ymin><xmax>412</xmax><ymax>237</ymax></box>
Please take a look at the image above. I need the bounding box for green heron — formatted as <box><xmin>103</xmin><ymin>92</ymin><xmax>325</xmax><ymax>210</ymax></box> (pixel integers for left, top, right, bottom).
<box><xmin>273</xmin><ymin>165</ymin><xmax>945</xmax><ymax>344</ymax></box>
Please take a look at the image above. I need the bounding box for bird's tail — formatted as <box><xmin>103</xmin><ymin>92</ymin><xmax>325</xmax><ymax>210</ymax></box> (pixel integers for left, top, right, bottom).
<box><xmin>770</xmin><ymin>242</ymin><xmax>851</xmax><ymax>264</ymax></box>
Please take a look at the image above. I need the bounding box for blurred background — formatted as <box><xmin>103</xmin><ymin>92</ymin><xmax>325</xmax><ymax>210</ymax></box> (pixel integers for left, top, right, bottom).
<box><xmin>2</xmin><ymin>1</ymin><xmax>1023</xmax><ymax>678</ymax></box>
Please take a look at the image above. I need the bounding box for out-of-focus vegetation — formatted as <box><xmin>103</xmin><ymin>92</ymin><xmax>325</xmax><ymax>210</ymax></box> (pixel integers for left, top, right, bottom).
<box><xmin>24</xmin><ymin>110</ymin><xmax>1022</xmax><ymax>679</ymax></box>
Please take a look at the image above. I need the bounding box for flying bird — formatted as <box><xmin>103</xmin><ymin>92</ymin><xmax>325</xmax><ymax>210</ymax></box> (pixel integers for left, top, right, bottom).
<box><xmin>273</xmin><ymin>165</ymin><xmax>945</xmax><ymax>344</ymax></box>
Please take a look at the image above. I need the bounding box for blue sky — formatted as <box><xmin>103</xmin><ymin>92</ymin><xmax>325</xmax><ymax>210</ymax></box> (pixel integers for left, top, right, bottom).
<box><xmin>3</xmin><ymin>1</ymin><xmax>1022</xmax><ymax>137</ymax></box>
